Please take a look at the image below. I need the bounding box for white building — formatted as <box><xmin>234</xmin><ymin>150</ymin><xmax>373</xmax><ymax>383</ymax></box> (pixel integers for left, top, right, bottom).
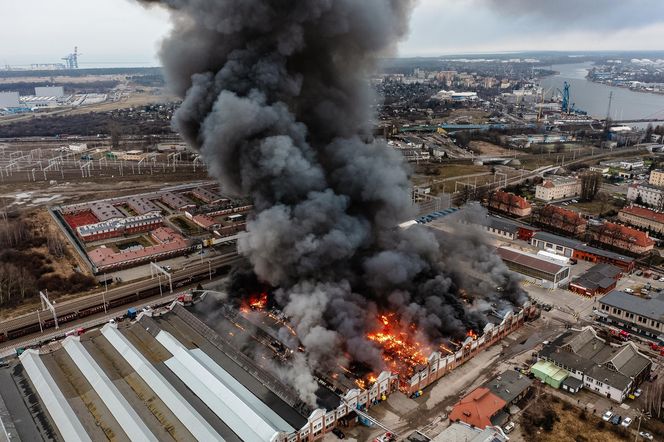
<box><xmin>535</xmin><ymin>176</ymin><xmax>582</xmax><ymax>201</ymax></box>
<box><xmin>0</xmin><ymin>91</ymin><xmax>20</xmax><ymax>108</ymax></box>
<box><xmin>35</xmin><ymin>86</ymin><xmax>65</xmax><ymax>97</ymax></box>
<box><xmin>627</xmin><ymin>183</ymin><xmax>664</xmax><ymax>207</ymax></box>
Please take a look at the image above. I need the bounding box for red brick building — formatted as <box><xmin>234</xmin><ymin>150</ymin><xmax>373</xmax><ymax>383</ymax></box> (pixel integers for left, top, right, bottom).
<box><xmin>488</xmin><ymin>191</ymin><xmax>532</xmax><ymax>217</ymax></box>
<box><xmin>535</xmin><ymin>205</ymin><xmax>587</xmax><ymax>236</ymax></box>
<box><xmin>588</xmin><ymin>222</ymin><xmax>655</xmax><ymax>255</ymax></box>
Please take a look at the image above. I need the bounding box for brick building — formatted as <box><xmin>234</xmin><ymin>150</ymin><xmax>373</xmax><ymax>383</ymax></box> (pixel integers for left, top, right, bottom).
<box><xmin>618</xmin><ymin>206</ymin><xmax>664</xmax><ymax>235</ymax></box>
<box><xmin>587</xmin><ymin>222</ymin><xmax>655</xmax><ymax>255</ymax></box>
<box><xmin>535</xmin><ymin>205</ymin><xmax>587</xmax><ymax>235</ymax></box>
<box><xmin>488</xmin><ymin>191</ymin><xmax>532</xmax><ymax>217</ymax></box>
<box><xmin>569</xmin><ymin>263</ymin><xmax>622</xmax><ymax>297</ymax></box>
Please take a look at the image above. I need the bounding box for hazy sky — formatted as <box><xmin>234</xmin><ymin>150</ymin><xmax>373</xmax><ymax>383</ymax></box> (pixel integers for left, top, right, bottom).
<box><xmin>1</xmin><ymin>0</ymin><xmax>663</xmax><ymax>67</ymax></box>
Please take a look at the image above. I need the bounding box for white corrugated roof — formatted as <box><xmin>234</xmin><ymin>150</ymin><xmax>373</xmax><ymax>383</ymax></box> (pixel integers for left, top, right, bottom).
<box><xmin>100</xmin><ymin>324</ymin><xmax>223</xmax><ymax>442</ymax></box>
<box><xmin>62</xmin><ymin>336</ymin><xmax>157</xmax><ymax>442</ymax></box>
<box><xmin>157</xmin><ymin>330</ymin><xmax>282</xmax><ymax>442</ymax></box>
<box><xmin>20</xmin><ymin>350</ymin><xmax>92</xmax><ymax>442</ymax></box>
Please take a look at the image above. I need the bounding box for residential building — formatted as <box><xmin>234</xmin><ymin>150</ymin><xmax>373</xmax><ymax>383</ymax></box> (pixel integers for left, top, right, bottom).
<box><xmin>627</xmin><ymin>183</ymin><xmax>664</xmax><ymax>208</ymax></box>
<box><xmin>488</xmin><ymin>190</ymin><xmax>532</xmax><ymax>217</ymax></box>
<box><xmin>649</xmin><ymin>170</ymin><xmax>664</xmax><ymax>187</ymax></box>
<box><xmin>448</xmin><ymin>388</ymin><xmax>506</xmax><ymax>428</ymax></box>
<box><xmin>485</xmin><ymin>370</ymin><xmax>532</xmax><ymax>407</ymax></box>
<box><xmin>530</xmin><ymin>231</ymin><xmax>582</xmax><ymax>258</ymax></box>
<box><xmin>496</xmin><ymin>247</ymin><xmax>570</xmax><ymax>289</ymax></box>
<box><xmin>618</xmin><ymin>205</ymin><xmax>664</xmax><ymax>234</ymax></box>
<box><xmin>587</xmin><ymin>222</ymin><xmax>655</xmax><ymax>255</ymax></box>
<box><xmin>538</xmin><ymin>327</ymin><xmax>651</xmax><ymax>403</ymax></box>
<box><xmin>597</xmin><ymin>290</ymin><xmax>664</xmax><ymax>340</ymax></box>
<box><xmin>535</xmin><ymin>205</ymin><xmax>587</xmax><ymax>235</ymax></box>
<box><xmin>535</xmin><ymin>177</ymin><xmax>581</xmax><ymax>201</ymax></box>
<box><xmin>569</xmin><ymin>263</ymin><xmax>622</xmax><ymax>297</ymax></box>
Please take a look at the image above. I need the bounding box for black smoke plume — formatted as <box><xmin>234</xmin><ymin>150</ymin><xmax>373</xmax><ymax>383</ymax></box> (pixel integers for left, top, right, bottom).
<box><xmin>143</xmin><ymin>0</ymin><xmax>526</xmax><ymax>405</ymax></box>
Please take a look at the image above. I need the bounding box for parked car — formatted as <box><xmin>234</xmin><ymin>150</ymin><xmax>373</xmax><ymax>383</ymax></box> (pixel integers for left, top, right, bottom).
<box><xmin>610</xmin><ymin>415</ymin><xmax>622</xmax><ymax>425</ymax></box>
<box><xmin>602</xmin><ymin>410</ymin><xmax>613</xmax><ymax>421</ymax></box>
<box><xmin>659</xmin><ymin>277</ymin><xmax>664</xmax><ymax>282</ymax></box>
<box><xmin>503</xmin><ymin>422</ymin><xmax>516</xmax><ymax>434</ymax></box>
<box><xmin>621</xmin><ymin>417</ymin><xmax>633</xmax><ymax>427</ymax></box>
<box><xmin>625</xmin><ymin>288</ymin><xmax>635</xmax><ymax>293</ymax></box>
<box><xmin>634</xmin><ymin>388</ymin><xmax>642</xmax><ymax>397</ymax></box>
<box><xmin>331</xmin><ymin>428</ymin><xmax>345</xmax><ymax>439</ymax></box>
<box><xmin>635</xmin><ymin>270</ymin><xmax>643</xmax><ymax>276</ymax></box>
<box><xmin>639</xmin><ymin>431</ymin><xmax>654</xmax><ymax>440</ymax></box>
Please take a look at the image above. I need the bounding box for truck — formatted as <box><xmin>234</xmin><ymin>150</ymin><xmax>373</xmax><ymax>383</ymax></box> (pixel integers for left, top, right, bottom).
<box><xmin>177</xmin><ymin>293</ymin><xmax>193</xmax><ymax>305</ymax></box>
<box><xmin>127</xmin><ymin>307</ymin><xmax>138</xmax><ymax>320</ymax></box>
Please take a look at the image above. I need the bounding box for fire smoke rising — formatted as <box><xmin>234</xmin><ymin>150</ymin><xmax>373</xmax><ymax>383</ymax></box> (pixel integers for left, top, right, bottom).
<box><xmin>145</xmin><ymin>0</ymin><xmax>526</xmax><ymax>405</ymax></box>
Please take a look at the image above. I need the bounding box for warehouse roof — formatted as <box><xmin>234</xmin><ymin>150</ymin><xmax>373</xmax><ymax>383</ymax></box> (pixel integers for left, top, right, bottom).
<box><xmin>486</xmin><ymin>216</ymin><xmax>520</xmax><ymax>234</ymax></box>
<box><xmin>496</xmin><ymin>247</ymin><xmax>566</xmax><ymax>275</ymax></box>
<box><xmin>599</xmin><ymin>290</ymin><xmax>664</xmax><ymax>322</ymax></box>
<box><xmin>532</xmin><ymin>231</ymin><xmax>583</xmax><ymax>249</ymax></box>
<box><xmin>574</xmin><ymin>244</ymin><xmax>635</xmax><ymax>264</ymax></box>
<box><xmin>570</xmin><ymin>263</ymin><xmax>621</xmax><ymax>291</ymax></box>
<box><xmin>485</xmin><ymin>370</ymin><xmax>532</xmax><ymax>404</ymax></box>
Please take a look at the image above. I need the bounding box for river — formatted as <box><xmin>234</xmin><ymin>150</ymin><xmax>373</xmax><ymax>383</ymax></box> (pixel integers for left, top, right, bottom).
<box><xmin>539</xmin><ymin>62</ymin><xmax>664</xmax><ymax>121</ymax></box>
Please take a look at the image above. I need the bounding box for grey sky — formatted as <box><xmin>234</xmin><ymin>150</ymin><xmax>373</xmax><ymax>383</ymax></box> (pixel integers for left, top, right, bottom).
<box><xmin>1</xmin><ymin>0</ymin><xmax>663</xmax><ymax>67</ymax></box>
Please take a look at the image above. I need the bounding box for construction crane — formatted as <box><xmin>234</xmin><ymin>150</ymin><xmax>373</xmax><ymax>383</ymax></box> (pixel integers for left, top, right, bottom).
<box><xmin>61</xmin><ymin>46</ymin><xmax>80</xmax><ymax>69</ymax></box>
<box><xmin>556</xmin><ymin>81</ymin><xmax>586</xmax><ymax>115</ymax></box>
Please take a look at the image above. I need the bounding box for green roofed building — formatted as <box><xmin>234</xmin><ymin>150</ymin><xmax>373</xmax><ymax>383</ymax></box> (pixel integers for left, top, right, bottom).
<box><xmin>530</xmin><ymin>361</ymin><xmax>568</xmax><ymax>389</ymax></box>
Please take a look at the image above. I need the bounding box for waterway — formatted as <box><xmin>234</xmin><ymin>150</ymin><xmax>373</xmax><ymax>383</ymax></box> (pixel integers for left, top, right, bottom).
<box><xmin>539</xmin><ymin>62</ymin><xmax>664</xmax><ymax>121</ymax></box>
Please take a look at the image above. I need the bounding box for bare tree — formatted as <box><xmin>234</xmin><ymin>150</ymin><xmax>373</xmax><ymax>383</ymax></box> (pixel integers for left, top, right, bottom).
<box><xmin>580</xmin><ymin>172</ymin><xmax>602</xmax><ymax>202</ymax></box>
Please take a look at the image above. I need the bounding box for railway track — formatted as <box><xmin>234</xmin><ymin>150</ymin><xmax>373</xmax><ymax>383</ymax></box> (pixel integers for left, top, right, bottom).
<box><xmin>0</xmin><ymin>252</ymin><xmax>242</xmax><ymax>343</ymax></box>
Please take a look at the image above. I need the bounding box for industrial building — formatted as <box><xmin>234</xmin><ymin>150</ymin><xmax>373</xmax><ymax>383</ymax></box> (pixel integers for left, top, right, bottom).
<box><xmin>597</xmin><ymin>290</ymin><xmax>664</xmax><ymax>340</ymax></box>
<box><xmin>496</xmin><ymin>247</ymin><xmax>571</xmax><ymax>289</ymax></box>
<box><xmin>0</xmin><ymin>91</ymin><xmax>20</xmax><ymax>108</ymax></box>
<box><xmin>530</xmin><ymin>231</ymin><xmax>582</xmax><ymax>258</ymax></box>
<box><xmin>569</xmin><ymin>263</ymin><xmax>622</xmax><ymax>297</ymax></box>
<box><xmin>537</xmin><ymin>327</ymin><xmax>651</xmax><ymax>403</ymax></box>
<box><xmin>432</xmin><ymin>422</ymin><xmax>508</xmax><ymax>442</ymax></box>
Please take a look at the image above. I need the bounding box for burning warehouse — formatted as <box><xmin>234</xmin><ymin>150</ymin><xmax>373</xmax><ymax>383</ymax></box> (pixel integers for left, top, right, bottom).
<box><xmin>128</xmin><ymin>0</ymin><xmax>533</xmax><ymax>411</ymax></box>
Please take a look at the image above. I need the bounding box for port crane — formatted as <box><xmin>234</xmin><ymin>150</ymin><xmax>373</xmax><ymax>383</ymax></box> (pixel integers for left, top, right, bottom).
<box><xmin>61</xmin><ymin>46</ymin><xmax>80</xmax><ymax>69</ymax></box>
<box><xmin>556</xmin><ymin>81</ymin><xmax>586</xmax><ymax>115</ymax></box>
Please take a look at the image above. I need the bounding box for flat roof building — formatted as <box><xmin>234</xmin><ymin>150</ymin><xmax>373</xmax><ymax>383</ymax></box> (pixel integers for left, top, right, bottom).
<box><xmin>598</xmin><ymin>290</ymin><xmax>664</xmax><ymax>341</ymax></box>
<box><xmin>496</xmin><ymin>247</ymin><xmax>570</xmax><ymax>289</ymax></box>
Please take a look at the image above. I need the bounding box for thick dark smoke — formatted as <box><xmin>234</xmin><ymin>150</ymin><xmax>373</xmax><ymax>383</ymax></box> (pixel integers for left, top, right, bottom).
<box><xmin>143</xmin><ymin>0</ymin><xmax>526</xmax><ymax>405</ymax></box>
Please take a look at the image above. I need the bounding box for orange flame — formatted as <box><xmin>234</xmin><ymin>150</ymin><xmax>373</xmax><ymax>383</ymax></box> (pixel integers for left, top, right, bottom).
<box><xmin>466</xmin><ymin>329</ymin><xmax>478</xmax><ymax>340</ymax></box>
<box><xmin>248</xmin><ymin>292</ymin><xmax>268</xmax><ymax>310</ymax></box>
<box><xmin>366</xmin><ymin>313</ymin><xmax>429</xmax><ymax>379</ymax></box>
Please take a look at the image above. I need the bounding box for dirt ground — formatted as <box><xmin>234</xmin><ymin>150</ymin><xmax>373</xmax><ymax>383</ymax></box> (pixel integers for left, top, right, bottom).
<box><xmin>520</xmin><ymin>399</ymin><xmax>628</xmax><ymax>442</ymax></box>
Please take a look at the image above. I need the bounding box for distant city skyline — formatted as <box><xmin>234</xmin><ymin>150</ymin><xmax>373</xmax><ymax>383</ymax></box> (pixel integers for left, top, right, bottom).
<box><xmin>1</xmin><ymin>0</ymin><xmax>663</xmax><ymax>67</ymax></box>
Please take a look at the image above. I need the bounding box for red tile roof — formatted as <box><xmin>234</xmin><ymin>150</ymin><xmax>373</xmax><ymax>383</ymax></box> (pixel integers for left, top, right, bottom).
<box><xmin>449</xmin><ymin>387</ymin><xmax>506</xmax><ymax>429</ymax></box>
<box><xmin>621</xmin><ymin>206</ymin><xmax>664</xmax><ymax>225</ymax></box>
<box><xmin>600</xmin><ymin>222</ymin><xmax>655</xmax><ymax>248</ymax></box>
<box><xmin>493</xmin><ymin>190</ymin><xmax>531</xmax><ymax>209</ymax></box>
